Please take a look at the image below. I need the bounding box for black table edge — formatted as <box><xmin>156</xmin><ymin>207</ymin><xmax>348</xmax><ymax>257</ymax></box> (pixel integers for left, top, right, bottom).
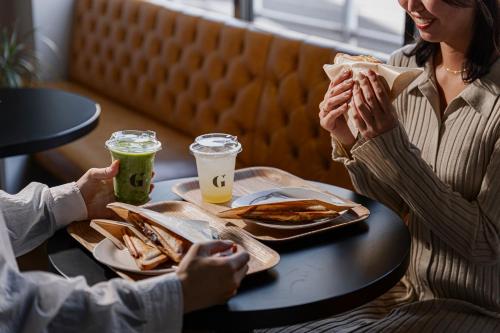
<box><xmin>0</xmin><ymin>90</ymin><xmax>101</xmax><ymax>158</ymax></box>
<box><xmin>184</xmin><ymin>238</ymin><xmax>411</xmax><ymax>330</ymax></box>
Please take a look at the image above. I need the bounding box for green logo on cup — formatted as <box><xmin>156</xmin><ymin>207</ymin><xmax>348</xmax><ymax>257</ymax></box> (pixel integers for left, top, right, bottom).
<box><xmin>130</xmin><ymin>173</ymin><xmax>146</xmax><ymax>187</ymax></box>
<box><xmin>212</xmin><ymin>174</ymin><xmax>226</xmax><ymax>188</ymax></box>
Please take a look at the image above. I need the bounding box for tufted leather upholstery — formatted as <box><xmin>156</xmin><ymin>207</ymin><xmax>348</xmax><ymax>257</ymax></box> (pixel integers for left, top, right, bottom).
<box><xmin>38</xmin><ymin>80</ymin><xmax>198</xmax><ymax>182</ymax></box>
<box><xmin>37</xmin><ymin>0</ymin><xmax>353</xmax><ymax>189</ymax></box>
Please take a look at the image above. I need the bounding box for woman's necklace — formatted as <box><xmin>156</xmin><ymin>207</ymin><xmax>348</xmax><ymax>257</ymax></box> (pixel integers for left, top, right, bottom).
<box><xmin>444</xmin><ymin>66</ymin><xmax>465</xmax><ymax>75</ymax></box>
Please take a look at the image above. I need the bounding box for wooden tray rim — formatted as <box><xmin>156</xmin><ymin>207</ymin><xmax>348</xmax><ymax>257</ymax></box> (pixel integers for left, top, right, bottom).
<box><xmin>171</xmin><ymin>166</ymin><xmax>370</xmax><ymax>242</ymax></box>
<box><xmin>67</xmin><ymin>200</ymin><xmax>280</xmax><ymax>279</ymax></box>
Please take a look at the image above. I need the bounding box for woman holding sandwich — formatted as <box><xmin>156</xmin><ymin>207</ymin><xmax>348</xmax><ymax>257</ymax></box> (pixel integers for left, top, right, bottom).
<box><xmin>0</xmin><ymin>160</ymin><xmax>250</xmax><ymax>332</ymax></box>
<box><xmin>263</xmin><ymin>0</ymin><xmax>499</xmax><ymax>331</ymax></box>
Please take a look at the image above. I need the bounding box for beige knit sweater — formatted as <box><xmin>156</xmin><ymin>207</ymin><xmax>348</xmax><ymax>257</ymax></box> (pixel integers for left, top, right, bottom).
<box><xmin>262</xmin><ymin>46</ymin><xmax>500</xmax><ymax>332</ymax></box>
<box><xmin>348</xmin><ymin>46</ymin><xmax>500</xmax><ymax>307</ymax></box>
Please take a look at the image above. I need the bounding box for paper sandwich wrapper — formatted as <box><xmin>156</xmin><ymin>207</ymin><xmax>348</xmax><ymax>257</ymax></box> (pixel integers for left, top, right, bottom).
<box><xmin>323</xmin><ymin>54</ymin><xmax>423</xmax><ymax>137</ymax></box>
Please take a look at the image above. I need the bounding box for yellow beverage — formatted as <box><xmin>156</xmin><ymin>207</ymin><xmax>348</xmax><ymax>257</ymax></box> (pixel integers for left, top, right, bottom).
<box><xmin>196</xmin><ymin>155</ymin><xmax>236</xmax><ymax>203</ymax></box>
<box><xmin>202</xmin><ymin>191</ymin><xmax>233</xmax><ymax>204</ymax></box>
<box><xmin>190</xmin><ymin>133</ymin><xmax>242</xmax><ymax>204</ymax></box>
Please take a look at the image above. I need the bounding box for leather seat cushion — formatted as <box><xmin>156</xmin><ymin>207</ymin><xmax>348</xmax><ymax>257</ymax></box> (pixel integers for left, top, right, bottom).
<box><xmin>36</xmin><ymin>81</ymin><xmax>197</xmax><ymax>182</ymax></box>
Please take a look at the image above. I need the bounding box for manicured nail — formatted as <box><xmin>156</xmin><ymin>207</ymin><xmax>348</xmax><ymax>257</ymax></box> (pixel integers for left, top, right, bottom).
<box><xmin>345</xmin><ymin>78</ymin><xmax>353</xmax><ymax>84</ymax></box>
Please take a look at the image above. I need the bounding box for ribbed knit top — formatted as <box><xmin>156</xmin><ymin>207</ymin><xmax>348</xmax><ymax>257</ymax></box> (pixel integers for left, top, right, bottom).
<box><xmin>333</xmin><ymin>45</ymin><xmax>500</xmax><ymax>316</ymax></box>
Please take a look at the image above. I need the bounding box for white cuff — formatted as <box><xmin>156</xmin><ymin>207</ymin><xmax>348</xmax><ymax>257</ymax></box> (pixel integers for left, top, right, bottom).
<box><xmin>49</xmin><ymin>182</ymin><xmax>88</xmax><ymax>229</ymax></box>
<box><xmin>137</xmin><ymin>273</ymin><xmax>184</xmax><ymax>333</ymax></box>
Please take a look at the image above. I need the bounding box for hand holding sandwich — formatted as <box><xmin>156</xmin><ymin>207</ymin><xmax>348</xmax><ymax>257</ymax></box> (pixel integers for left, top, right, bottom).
<box><xmin>321</xmin><ymin>53</ymin><xmax>419</xmax><ymax>148</ymax></box>
<box><xmin>351</xmin><ymin>70</ymin><xmax>398</xmax><ymax>139</ymax></box>
<box><xmin>319</xmin><ymin>69</ymin><xmax>357</xmax><ymax>151</ymax></box>
<box><xmin>177</xmin><ymin>240</ymin><xmax>250</xmax><ymax>313</ymax></box>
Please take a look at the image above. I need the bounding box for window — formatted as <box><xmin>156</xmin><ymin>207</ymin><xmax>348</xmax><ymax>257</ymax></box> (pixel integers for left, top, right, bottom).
<box><xmin>168</xmin><ymin>0</ymin><xmax>233</xmax><ymax>16</ymax></box>
<box><xmin>166</xmin><ymin>0</ymin><xmax>407</xmax><ymax>55</ymax></box>
<box><xmin>253</xmin><ymin>0</ymin><xmax>405</xmax><ymax>54</ymax></box>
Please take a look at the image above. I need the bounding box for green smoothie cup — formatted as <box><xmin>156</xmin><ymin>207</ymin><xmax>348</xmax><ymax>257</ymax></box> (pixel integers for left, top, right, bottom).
<box><xmin>105</xmin><ymin>130</ymin><xmax>161</xmax><ymax>205</ymax></box>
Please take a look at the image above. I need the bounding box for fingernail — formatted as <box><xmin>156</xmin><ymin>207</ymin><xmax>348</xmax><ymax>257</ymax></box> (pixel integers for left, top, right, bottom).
<box><xmin>345</xmin><ymin>78</ymin><xmax>353</xmax><ymax>84</ymax></box>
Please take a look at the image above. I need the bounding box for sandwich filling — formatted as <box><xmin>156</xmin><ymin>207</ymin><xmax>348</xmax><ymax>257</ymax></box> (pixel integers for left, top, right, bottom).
<box><xmin>218</xmin><ymin>200</ymin><xmax>345</xmax><ymax>223</ymax></box>
<box><xmin>121</xmin><ymin>230</ymin><xmax>168</xmax><ymax>270</ymax></box>
<box><xmin>128</xmin><ymin>212</ymin><xmax>190</xmax><ymax>263</ymax></box>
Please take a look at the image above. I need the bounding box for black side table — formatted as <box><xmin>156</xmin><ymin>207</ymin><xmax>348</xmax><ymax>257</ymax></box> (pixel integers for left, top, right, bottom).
<box><xmin>48</xmin><ymin>179</ymin><xmax>411</xmax><ymax>330</ymax></box>
<box><xmin>0</xmin><ymin>88</ymin><xmax>100</xmax><ymax>188</ymax></box>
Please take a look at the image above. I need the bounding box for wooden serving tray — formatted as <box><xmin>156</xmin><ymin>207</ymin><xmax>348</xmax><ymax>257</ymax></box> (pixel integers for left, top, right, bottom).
<box><xmin>67</xmin><ymin>201</ymin><xmax>280</xmax><ymax>281</ymax></box>
<box><xmin>172</xmin><ymin>167</ymin><xmax>370</xmax><ymax>242</ymax></box>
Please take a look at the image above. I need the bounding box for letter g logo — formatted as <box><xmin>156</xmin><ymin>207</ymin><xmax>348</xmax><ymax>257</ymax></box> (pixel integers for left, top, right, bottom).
<box><xmin>212</xmin><ymin>174</ymin><xmax>226</xmax><ymax>188</ymax></box>
<box><xmin>130</xmin><ymin>173</ymin><xmax>146</xmax><ymax>187</ymax></box>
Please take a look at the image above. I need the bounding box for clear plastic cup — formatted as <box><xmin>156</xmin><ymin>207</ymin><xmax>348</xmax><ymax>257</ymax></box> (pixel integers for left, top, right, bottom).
<box><xmin>189</xmin><ymin>133</ymin><xmax>242</xmax><ymax>203</ymax></box>
<box><xmin>105</xmin><ymin>130</ymin><xmax>161</xmax><ymax>205</ymax></box>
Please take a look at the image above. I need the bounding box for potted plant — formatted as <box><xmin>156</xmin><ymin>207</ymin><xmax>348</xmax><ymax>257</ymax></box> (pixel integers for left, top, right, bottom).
<box><xmin>0</xmin><ymin>27</ymin><xmax>40</xmax><ymax>88</ymax></box>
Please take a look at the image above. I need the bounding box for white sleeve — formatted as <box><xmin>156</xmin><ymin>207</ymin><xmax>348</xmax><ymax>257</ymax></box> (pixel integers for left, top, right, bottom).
<box><xmin>0</xmin><ymin>182</ymin><xmax>87</xmax><ymax>256</ymax></box>
<box><xmin>1</xmin><ymin>259</ymin><xmax>183</xmax><ymax>333</ymax></box>
<box><xmin>0</xmin><ymin>183</ymin><xmax>184</xmax><ymax>332</ymax></box>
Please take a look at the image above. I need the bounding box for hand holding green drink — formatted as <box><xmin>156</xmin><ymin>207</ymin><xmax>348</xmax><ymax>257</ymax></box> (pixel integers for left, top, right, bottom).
<box><xmin>105</xmin><ymin>130</ymin><xmax>161</xmax><ymax>205</ymax></box>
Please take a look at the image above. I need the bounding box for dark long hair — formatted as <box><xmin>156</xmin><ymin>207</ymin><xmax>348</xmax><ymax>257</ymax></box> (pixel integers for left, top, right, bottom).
<box><xmin>405</xmin><ymin>0</ymin><xmax>499</xmax><ymax>83</ymax></box>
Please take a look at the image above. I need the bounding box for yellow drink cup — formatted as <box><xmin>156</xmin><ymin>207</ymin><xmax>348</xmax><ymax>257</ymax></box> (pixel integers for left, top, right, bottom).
<box><xmin>189</xmin><ymin>133</ymin><xmax>242</xmax><ymax>203</ymax></box>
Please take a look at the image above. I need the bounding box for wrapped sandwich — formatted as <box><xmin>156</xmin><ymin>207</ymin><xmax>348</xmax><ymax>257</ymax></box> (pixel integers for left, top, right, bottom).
<box><xmin>323</xmin><ymin>53</ymin><xmax>423</xmax><ymax>137</ymax></box>
<box><xmin>90</xmin><ymin>202</ymin><xmax>217</xmax><ymax>270</ymax></box>
<box><xmin>218</xmin><ymin>199</ymin><xmax>356</xmax><ymax>223</ymax></box>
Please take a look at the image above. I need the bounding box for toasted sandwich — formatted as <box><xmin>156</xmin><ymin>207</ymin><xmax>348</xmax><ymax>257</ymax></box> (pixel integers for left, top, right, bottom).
<box><xmin>90</xmin><ymin>219</ymin><xmax>169</xmax><ymax>270</ymax></box>
<box><xmin>91</xmin><ymin>202</ymin><xmax>215</xmax><ymax>270</ymax></box>
<box><xmin>333</xmin><ymin>53</ymin><xmax>382</xmax><ymax>65</ymax></box>
<box><xmin>217</xmin><ymin>199</ymin><xmax>355</xmax><ymax>223</ymax></box>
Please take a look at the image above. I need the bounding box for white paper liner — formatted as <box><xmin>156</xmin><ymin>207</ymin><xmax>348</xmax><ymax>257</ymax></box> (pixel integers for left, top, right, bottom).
<box><xmin>323</xmin><ymin>57</ymin><xmax>423</xmax><ymax>137</ymax></box>
<box><xmin>107</xmin><ymin>202</ymin><xmax>214</xmax><ymax>243</ymax></box>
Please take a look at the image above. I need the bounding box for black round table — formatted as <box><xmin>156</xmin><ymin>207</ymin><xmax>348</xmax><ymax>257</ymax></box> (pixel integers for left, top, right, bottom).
<box><xmin>0</xmin><ymin>88</ymin><xmax>100</xmax><ymax>158</ymax></box>
<box><xmin>48</xmin><ymin>179</ymin><xmax>410</xmax><ymax>331</ymax></box>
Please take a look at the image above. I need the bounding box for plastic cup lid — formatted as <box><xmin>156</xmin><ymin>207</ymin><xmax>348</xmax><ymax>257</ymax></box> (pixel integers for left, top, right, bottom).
<box><xmin>189</xmin><ymin>133</ymin><xmax>242</xmax><ymax>156</ymax></box>
<box><xmin>105</xmin><ymin>130</ymin><xmax>162</xmax><ymax>153</ymax></box>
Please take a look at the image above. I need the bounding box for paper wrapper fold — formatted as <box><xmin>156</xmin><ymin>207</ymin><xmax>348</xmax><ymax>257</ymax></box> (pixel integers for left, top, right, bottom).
<box><xmin>323</xmin><ymin>59</ymin><xmax>423</xmax><ymax>137</ymax></box>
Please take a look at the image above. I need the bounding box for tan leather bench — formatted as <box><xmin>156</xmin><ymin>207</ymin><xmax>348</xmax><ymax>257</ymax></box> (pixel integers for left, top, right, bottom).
<box><xmin>37</xmin><ymin>0</ymin><xmax>355</xmax><ymax>189</ymax></box>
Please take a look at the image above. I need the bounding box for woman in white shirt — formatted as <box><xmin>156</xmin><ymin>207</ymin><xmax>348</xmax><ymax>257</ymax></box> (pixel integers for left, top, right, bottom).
<box><xmin>0</xmin><ymin>160</ymin><xmax>249</xmax><ymax>333</ymax></box>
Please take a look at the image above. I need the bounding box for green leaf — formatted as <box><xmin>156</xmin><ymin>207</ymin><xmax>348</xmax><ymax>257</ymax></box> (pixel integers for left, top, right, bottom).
<box><xmin>2</xmin><ymin>37</ymin><xmax>10</xmax><ymax>60</ymax></box>
<box><xmin>20</xmin><ymin>57</ymin><xmax>38</xmax><ymax>76</ymax></box>
<box><xmin>0</xmin><ymin>27</ymin><xmax>42</xmax><ymax>87</ymax></box>
<box><xmin>5</xmin><ymin>69</ymin><xmax>22</xmax><ymax>87</ymax></box>
<box><xmin>9</xmin><ymin>30</ymin><xmax>17</xmax><ymax>46</ymax></box>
